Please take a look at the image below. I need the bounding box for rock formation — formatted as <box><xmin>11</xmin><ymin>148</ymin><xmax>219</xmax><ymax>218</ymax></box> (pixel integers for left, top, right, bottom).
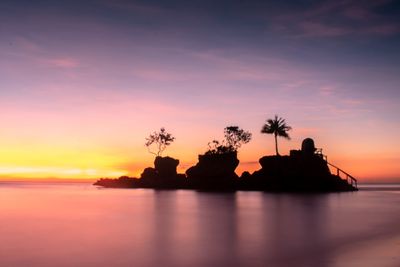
<box><xmin>186</xmin><ymin>151</ymin><xmax>239</xmax><ymax>190</ymax></box>
<box><xmin>95</xmin><ymin>138</ymin><xmax>357</xmax><ymax>192</ymax></box>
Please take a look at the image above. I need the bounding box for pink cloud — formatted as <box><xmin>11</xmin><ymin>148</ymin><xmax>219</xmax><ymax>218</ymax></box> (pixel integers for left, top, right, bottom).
<box><xmin>103</xmin><ymin>0</ymin><xmax>166</xmax><ymax>15</ymax></box>
<box><xmin>270</xmin><ymin>0</ymin><xmax>399</xmax><ymax>38</ymax></box>
<box><xmin>342</xmin><ymin>99</ymin><xmax>364</xmax><ymax>106</ymax></box>
<box><xmin>131</xmin><ymin>67</ymin><xmax>194</xmax><ymax>82</ymax></box>
<box><xmin>319</xmin><ymin>85</ymin><xmax>336</xmax><ymax>96</ymax></box>
<box><xmin>282</xmin><ymin>80</ymin><xmax>310</xmax><ymax>91</ymax></box>
<box><xmin>299</xmin><ymin>21</ymin><xmax>350</xmax><ymax>37</ymax></box>
<box><xmin>294</xmin><ymin>127</ymin><xmax>321</xmax><ymax>136</ymax></box>
<box><xmin>192</xmin><ymin>50</ymin><xmax>308</xmax><ymax>83</ymax></box>
<box><xmin>220</xmin><ymin>66</ymin><xmax>280</xmax><ymax>81</ymax></box>
<box><xmin>46</xmin><ymin>57</ymin><xmax>80</xmax><ymax>68</ymax></box>
<box><xmin>14</xmin><ymin>37</ymin><xmax>40</xmax><ymax>52</ymax></box>
<box><xmin>365</xmin><ymin>24</ymin><xmax>400</xmax><ymax>35</ymax></box>
<box><xmin>342</xmin><ymin>6</ymin><xmax>375</xmax><ymax>20</ymax></box>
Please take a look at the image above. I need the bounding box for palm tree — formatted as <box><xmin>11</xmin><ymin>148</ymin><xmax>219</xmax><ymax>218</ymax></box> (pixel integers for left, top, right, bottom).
<box><xmin>261</xmin><ymin>115</ymin><xmax>292</xmax><ymax>156</ymax></box>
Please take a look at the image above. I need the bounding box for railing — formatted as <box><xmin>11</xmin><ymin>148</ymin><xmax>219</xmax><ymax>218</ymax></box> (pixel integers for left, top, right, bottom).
<box><xmin>316</xmin><ymin>149</ymin><xmax>358</xmax><ymax>188</ymax></box>
<box><xmin>327</xmin><ymin>162</ymin><xmax>358</xmax><ymax>188</ymax></box>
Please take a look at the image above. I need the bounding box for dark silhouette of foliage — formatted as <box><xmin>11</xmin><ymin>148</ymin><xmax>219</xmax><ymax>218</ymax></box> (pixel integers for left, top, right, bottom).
<box><xmin>206</xmin><ymin>140</ymin><xmax>233</xmax><ymax>155</ymax></box>
<box><xmin>261</xmin><ymin>115</ymin><xmax>292</xmax><ymax>156</ymax></box>
<box><xmin>206</xmin><ymin>126</ymin><xmax>252</xmax><ymax>155</ymax></box>
<box><xmin>145</xmin><ymin>127</ymin><xmax>175</xmax><ymax>156</ymax></box>
<box><xmin>224</xmin><ymin>126</ymin><xmax>252</xmax><ymax>151</ymax></box>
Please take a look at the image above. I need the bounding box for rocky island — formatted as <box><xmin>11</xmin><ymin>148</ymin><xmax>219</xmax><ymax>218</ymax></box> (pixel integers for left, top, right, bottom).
<box><xmin>95</xmin><ymin>141</ymin><xmax>357</xmax><ymax>192</ymax></box>
<box><xmin>94</xmin><ymin>118</ymin><xmax>357</xmax><ymax>192</ymax></box>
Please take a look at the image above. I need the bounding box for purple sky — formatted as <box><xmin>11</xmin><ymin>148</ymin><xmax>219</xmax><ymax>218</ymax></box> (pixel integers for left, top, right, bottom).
<box><xmin>1</xmin><ymin>0</ymin><xmax>400</xmax><ymax>181</ymax></box>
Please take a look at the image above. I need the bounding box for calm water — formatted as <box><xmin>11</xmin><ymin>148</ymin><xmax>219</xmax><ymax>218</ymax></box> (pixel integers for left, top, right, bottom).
<box><xmin>0</xmin><ymin>182</ymin><xmax>399</xmax><ymax>267</ymax></box>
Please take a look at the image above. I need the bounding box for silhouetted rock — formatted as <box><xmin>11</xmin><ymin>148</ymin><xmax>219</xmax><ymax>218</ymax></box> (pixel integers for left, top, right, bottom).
<box><xmin>94</xmin><ymin>156</ymin><xmax>187</xmax><ymax>189</ymax></box>
<box><xmin>94</xmin><ymin>176</ymin><xmax>140</xmax><ymax>188</ymax></box>
<box><xmin>238</xmin><ymin>138</ymin><xmax>357</xmax><ymax>192</ymax></box>
<box><xmin>244</xmin><ymin>154</ymin><xmax>355</xmax><ymax>192</ymax></box>
<box><xmin>139</xmin><ymin>156</ymin><xmax>187</xmax><ymax>188</ymax></box>
<box><xmin>240</xmin><ymin>171</ymin><xmax>251</xmax><ymax>179</ymax></box>
<box><xmin>186</xmin><ymin>151</ymin><xmax>239</xmax><ymax>190</ymax></box>
<box><xmin>94</xmin><ymin>138</ymin><xmax>357</xmax><ymax>192</ymax></box>
<box><xmin>141</xmin><ymin>167</ymin><xmax>158</xmax><ymax>179</ymax></box>
<box><xmin>154</xmin><ymin>156</ymin><xmax>179</xmax><ymax>177</ymax></box>
<box><xmin>140</xmin><ymin>167</ymin><xmax>159</xmax><ymax>187</ymax></box>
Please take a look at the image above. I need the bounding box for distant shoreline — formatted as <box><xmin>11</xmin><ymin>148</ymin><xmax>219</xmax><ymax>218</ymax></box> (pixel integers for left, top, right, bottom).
<box><xmin>1</xmin><ymin>179</ymin><xmax>400</xmax><ymax>185</ymax></box>
<box><xmin>0</xmin><ymin>178</ymin><xmax>96</xmax><ymax>183</ymax></box>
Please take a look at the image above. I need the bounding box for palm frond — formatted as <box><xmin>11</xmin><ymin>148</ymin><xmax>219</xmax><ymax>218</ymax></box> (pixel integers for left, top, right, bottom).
<box><xmin>261</xmin><ymin>115</ymin><xmax>292</xmax><ymax>150</ymax></box>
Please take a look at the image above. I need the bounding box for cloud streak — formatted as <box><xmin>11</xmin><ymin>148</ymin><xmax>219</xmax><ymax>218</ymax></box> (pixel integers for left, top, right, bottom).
<box><xmin>269</xmin><ymin>0</ymin><xmax>400</xmax><ymax>38</ymax></box>
<box><xmin>45</xmin><ymin>57</ymin><xmax>80</xmax><ymax>68</ymax></box>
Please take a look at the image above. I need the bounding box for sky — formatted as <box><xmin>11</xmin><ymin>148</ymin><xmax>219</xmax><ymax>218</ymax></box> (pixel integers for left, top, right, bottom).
<box><xmin>1</xmin><ymin>0</ymin><xmax>400</xmax><ymax>182</ymax></box>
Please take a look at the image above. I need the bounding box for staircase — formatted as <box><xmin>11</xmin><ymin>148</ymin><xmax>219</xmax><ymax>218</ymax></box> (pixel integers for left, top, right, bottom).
<box><xmin>316</xmin><ymin>149</ymin><xmax>358</xmax><ymax>188</ymax></box>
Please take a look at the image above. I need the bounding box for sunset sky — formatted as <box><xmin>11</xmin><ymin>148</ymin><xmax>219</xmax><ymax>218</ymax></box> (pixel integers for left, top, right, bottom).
<box><xmin>1</xmin><ymin>0</ymin><xmax>399</xmax><ymax>182</ymax></box>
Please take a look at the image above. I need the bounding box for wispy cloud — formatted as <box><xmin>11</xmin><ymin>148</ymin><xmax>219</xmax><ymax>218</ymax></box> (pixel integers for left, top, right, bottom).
<box><xmin>131</xmin><ymin>66</ymin><xmax>197</xmax><ymax>82</ymax></box>
<box><xmin>319</xmin><ymin>85</ymin><xmax>336</xmax><ymax>96</ymax></box>
<box><xmin>102</xmin><ymin>0</ymin><xmax>167</xmax><ymax>15</ymax></box>
<box><xmin>294</xmin><ymin>127</ymin><xmax>321</xmax><ymax>136</ymax></box>
<box><xmin>191</xmin><ymin>50</ymin><xmax>308</xmax><ymax>83</ymax></box>
<box><xmin>299</xmin><ymin>22</ymin><xmax>350</xmax><ymax>37</ymax></box>
<box><xmin>13</xmin><ymin>37</ymin><xmax>40</xmax><ymax>52</ymax></box>
<box><xmin>46</xmin><ymin>57</ymin><xmax>80</xmax><ymax>68</ymax></box>
<box><xmin>365</xmin><ymin>24</ymin><xmax>400</xmax><ymax>35</ymax></box>
<box><xmin>270</xmin><ymin>0</ymin><xmax>400</xmax><ymax>38</ymax></box>
<box><xmin>3</xmin><ymin>36</ymin><xmax>81</xmax><ymax>70</ymax></box>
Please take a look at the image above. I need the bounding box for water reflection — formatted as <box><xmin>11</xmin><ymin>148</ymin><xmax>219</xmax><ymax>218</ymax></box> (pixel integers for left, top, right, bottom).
<box><xmin>150</xmin><ymin>192</ymin><xmax>240</xmax><ymax>266</ymax></box>
<box><xmin>268</xmin><ymin>195</ymin><xmax>330</xmax><ymax>267</ymax></box>
<box><xmin>0</xmin><ymin>183</ymin><xmax>399</xmax><ymax>267</ymax></box>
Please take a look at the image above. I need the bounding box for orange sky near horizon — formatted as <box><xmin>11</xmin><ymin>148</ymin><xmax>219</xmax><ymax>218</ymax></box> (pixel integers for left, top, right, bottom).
<box><xmin>0</xmin><ymin>86</ymin><xmax>399</xmax><ymax>182</ymax></box>
<box><xmin>0</xmin><ymin>118</ymin><xmax>399</xmax><ymax>183</ymax></box>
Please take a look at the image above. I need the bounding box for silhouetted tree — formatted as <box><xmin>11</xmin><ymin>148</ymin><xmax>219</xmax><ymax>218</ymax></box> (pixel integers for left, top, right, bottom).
<box><xmin>145</xmin><ymin>127</ymin><xmax>175</xmax><ymax>156</ymax></box>
<box><xmin>206</xmin><ymin>140</ymin><xmax>232</xmax><ymax>155</ymax></box>
<box><xmin>224</xmin><ymin>126</ymin><xmax>252</xmax><ymax>151</ymax></box>
<box><xmin>206</xmin><ymin>126</ymin><xmax>252</xmax><ymax>155</ymax></box>
<box><xmin>261</xmin><ymin>115</ymin><xmax>291</xmax><ymax>156</ymax></box>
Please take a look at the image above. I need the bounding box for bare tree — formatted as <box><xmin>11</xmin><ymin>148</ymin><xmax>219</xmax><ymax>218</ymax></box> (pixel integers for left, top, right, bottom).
<box><xmin>145</xmin><ymin>127</ymin><xmax>175</xmax><ymax>156</ymax></box>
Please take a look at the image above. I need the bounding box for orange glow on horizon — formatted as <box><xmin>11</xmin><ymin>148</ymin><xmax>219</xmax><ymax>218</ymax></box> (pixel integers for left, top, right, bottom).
<box><xmin>0</xmin><ymin>107</ymin><xmax>399</xmax><ymax>182</ymax></box>
<box><xmin>1</xmin><ymin>146</ymin><xmax>399</xmax><ymax>182</ymax></box>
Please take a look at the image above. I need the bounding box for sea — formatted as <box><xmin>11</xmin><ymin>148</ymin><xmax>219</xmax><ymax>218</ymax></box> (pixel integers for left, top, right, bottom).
<box><xmin>0</xmin><ymin>182</ymin><xmax>399</xmax><ymax>267</ymax></box>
